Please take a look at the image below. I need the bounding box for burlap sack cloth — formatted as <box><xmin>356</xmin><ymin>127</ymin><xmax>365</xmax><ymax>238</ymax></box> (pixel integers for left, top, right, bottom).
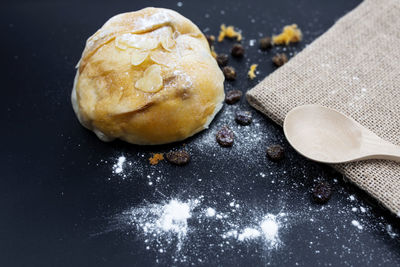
<box><xmin>247</xmin><ymin>0</ymin><xmax>400</xmax><ymax>215</ymax></box>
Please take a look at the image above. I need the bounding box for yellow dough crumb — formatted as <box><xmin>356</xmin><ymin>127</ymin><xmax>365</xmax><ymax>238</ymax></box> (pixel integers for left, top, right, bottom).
<box><xmin>218</xmin><ymin>24</ymin><xmax>242</xmax><ymax>42</ymax></box>
<box><xmin>272</xmin><ymin>24</ymin><xmax>302</xmax><ymax>45</ymax></box>
<box><xmin>211</xmin><ymin>46</ymin><xmax>217</xmax><ymax>58</ymax></box>
<box><xmin>149</xmin><ymin>153</ymin><xmax>164</xmax><ymax>165</ymax></box>
<box><xmin>248</xmin><ymin>64</ymin><xmax>258</xmax><ymax>80</ymax></box>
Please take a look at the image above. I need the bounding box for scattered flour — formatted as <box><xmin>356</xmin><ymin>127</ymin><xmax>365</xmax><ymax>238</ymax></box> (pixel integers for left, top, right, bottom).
<box><xmin>351</xmin><ymin>220</ymin><xmax>363</xmax><ymax>230</ymax></box>
<box><xmin>224</xmin><ymin>230</ymin><xmax>238</xmax><ymax>238</ymax></box>
<box><xmin>238</xmin><ymin>228</ymin><xmax>260</xmax><ymax>241</ymax></box>
<box><xmin>106</xmin><ymin>153</ymin><xmax>165</xmax><ymax>184</ymax></box>
<box><xmin>157</xmin><ymin>200</ymin><xmax>192</xmax><ymax>234</ymax></box>
<box><xmin>98</xmin><ymin>12</ymin><xmax>400</xmax><ymax>264</ymax></box>
<box><xmin>125</xmin><ymin>199</ymin><xmax>198</xmax><ymax>251</ymax></box>
<box><xmin>188</xmin><ymin>105</ymin><xmax>266</xmax><ymax>167</ymax></box>
<box><xmin>386</xmin><ymin>224</ymin><xmax>398</xmax><ymax>239</ymax></box>
<box><xmin>223</xmin><ymin>213</ymin><xmax>283</xmax><ymax>249</ymax></box>
<box><xmin>260</xmin><ymin>214</ymin><xmax>280</xmax><ymax>246</ymax></box>
<box><xmin>105</xmin><ymin>153</ymin><xmax>399</xmax><ymax>264</ymax></box>
<box><xmin>205</xmin><ymin>207</ymin><xmax>216</xmax><ymax>217</ymax></box>
<box><xmin>113</xmin><ymin>156</ymin><xmax>126</xmax><ymax>174</ymax></box>
<box><xmin>113</xmin><ymin>192</ymin><xmax>288</xmax><ymax>263</ymax></box>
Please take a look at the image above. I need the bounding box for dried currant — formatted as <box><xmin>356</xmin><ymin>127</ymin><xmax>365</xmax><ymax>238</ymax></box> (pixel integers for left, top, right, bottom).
<box><xmin>272</xmin><ymin>53</ymin><xmax>288</xmax><ymax>67</ymax></box>
<box><xmin>259</xmin><ymin>37</ymin><xmax>273</xmax><ymax>50</ymax></box>
<box><xmin>225</xmin><ymin>90</ymin><xmax>242</xmax><ymax>104</ymax></box>
<box><xmin>216</xmin><ymin>126</ymin><xmax>234</xmax><ymax>147</ymax></box>
<box><xmin>235</xmin><ymin>111</ymin><xmax>252</xmax><ymax>125</ymax></box>
<box><xmin>166</xmin><ymin>150</ymin><xmax>190</xmax><ymax>166</ymax></box>
<box><xmin>266</xmin><ymin>145</ymin><xmax>285</xmax><ymax>161</ymax></box>
<box><xmin>223</xmin><ymin>66</ymin><xmax>237</xmax><ymax>81</ymax></box>
<box><xmin>231</xmin><ymin>44</ymin><xmax>245</xmax><ymax>57</ymax></box>
<box><xmin>216</xmin><ymin>53</ymin><xmax>229</xmax><ymax>67</ymax></box>
<box><xmin>312</xmin><ymin>182</ymin><xmax>332</xmax><ymax>204</ymax></box>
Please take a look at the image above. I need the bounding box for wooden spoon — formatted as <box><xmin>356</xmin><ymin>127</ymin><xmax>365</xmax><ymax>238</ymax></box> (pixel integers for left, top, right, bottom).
<box><xmin>283</xmin><ymin>104</ymin><xmax>400</xmax><ymax>164</ymax></box>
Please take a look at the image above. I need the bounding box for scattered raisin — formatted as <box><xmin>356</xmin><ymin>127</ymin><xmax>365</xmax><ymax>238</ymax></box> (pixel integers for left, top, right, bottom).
<box><xmin>312</xmin><ymin>182</ymin><xmax>332</xmax><ymax>204</ymax></box>
<box><xmin>216</xmin><ymin>126</ymin><xmax>234</xmax><ymax>147</ymax></box>
<box><xmin>259</xmin><ymin>37</ymin><xmax>273</xmax><ymax>50</ymax></box>
<box><xmin>231</xmin><ymin>44</ymin><xmax>245</xmax><ymax>57</ymax></box>
<box><xmin>206</xmin><ymin>35</ymin><xmax>215</xmax><ymax>47</ymax></box>
<box><xmin>166</xmin><ymin>150</ymin><xmax>190</xmax><ymax>166</ymax></box>
<box><xmin>216</xmin><ymin>53</ymin><xmax>229</xmax><ymax>67</ymax></box>
<box><xmin>225</xmin><ymin>90</ymin><xmax>242</xmax><ymax>104</ymax></box>
<box><xmin>266</xmin><ymin>145</ymin><xmax>285</xmax><ymax>161</ymax></box>
<box><xmin>223</xmin><ymin>66</ymin><xmax>237</xmax><ymax>81</ymax></box>
<box><xmin>272</xmin><ymin>53</ymin><xmax>288</xmax><ymax>67</ymax></box>
<box><xmin>235</xmin><ymin>111</ymin><xmax>252</xmax><ymax>125</ymax></box>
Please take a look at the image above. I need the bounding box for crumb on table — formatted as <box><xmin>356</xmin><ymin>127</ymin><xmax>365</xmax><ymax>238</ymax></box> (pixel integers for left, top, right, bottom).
<box><xmin>248</xmin><ymin>64</ymin><xmax>258</xmax><ymax>79</ymax></box>
<box><xmin>218</xmin><ymin>24</ymin><xmax>242</xmax><ymax>42</ymax></box>
<box><xmin>272</xmin><ymin>24</ymin><xmax>302</xmax><ymax>45</ymax></box>
<box><xmin>149</xmin><ymin>153</ymin><xmax>164</xmax><ymax>165</ymax></box>
<box><xmin>211</xmin><ymin>46</ymin><xmax>218</xmax><ymax>58</ymax></box>
<box><xmin>206</xmin><ymin>34</ymin><xmax>215</xmax><ymax>47</ymax></box>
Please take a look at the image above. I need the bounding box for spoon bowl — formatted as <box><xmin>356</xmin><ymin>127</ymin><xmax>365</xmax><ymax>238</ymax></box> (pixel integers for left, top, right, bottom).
<box><xmin>283</xmin><ymin>105</ymin><xmax>400</xmax><ymax>164</ymax></box>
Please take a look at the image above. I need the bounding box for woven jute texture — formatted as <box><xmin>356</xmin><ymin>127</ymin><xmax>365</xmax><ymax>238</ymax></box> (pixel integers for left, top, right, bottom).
<box><xmin>247</xmin><ymin>0</ymin><xmax>400</xmax><ymax>215</ymax></box>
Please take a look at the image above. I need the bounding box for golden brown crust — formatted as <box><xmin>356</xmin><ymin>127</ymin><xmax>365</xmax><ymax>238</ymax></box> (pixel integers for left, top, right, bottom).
<box><xmin>73</xmin><ymin>8</ymin><xmax>224</xmax><ymax>145</ymax></box>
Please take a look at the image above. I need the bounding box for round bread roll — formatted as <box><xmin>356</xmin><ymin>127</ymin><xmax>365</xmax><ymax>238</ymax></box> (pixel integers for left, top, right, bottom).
<box><xmin>72</xmin><ymin>8</ymin><xmax>225</xmax><ymax>145</ymax></box>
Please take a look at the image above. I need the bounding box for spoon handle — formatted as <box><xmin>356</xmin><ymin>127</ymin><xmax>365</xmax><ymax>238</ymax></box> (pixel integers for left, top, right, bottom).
<box><xmin>364</xmin><ymin>138</ymin><xmax>400</xmax><ymax>162</ymax></box>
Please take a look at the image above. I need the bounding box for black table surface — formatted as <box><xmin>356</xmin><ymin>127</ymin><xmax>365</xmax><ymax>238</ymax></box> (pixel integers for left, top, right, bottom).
<box><xmin>2</xmin><ymin>0</ymin><xmax>400</xmax><ymax>266</ymax></box>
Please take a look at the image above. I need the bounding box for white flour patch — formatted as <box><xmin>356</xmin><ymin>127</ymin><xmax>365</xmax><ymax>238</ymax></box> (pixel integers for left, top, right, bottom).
<box><xmin>156</xmin><ymin>200</ymin><xmax>191</xmax><ymax>234</ymax></box>
<box><xmin>223</xmin><ymin>213</ymin><xmax>285</xmax><ymax>249</ymax></box>
<box><xmin>123</xmin><ymin>199</ymin><xmax>198</xmax><ymax>252</ymax></box>
<box><xmin>113</xmin><ymin>156</ymin><xmax>126</xmax><ymax>175</ymax></box>
<box><xmin>111</xmin><ymin>193</ymin><xmax>290</xmax><ymax>263</ymax></box>
<box><xmin>351</xmin><ymin>220</ymin><xmax>363</xmax><ymax>230</ymax></box>
<box><xmin>205</xmin><ymin>207</ymin><xmax>216</xmax><ymax>217</ymax></box>
<box><xmin>238</xmin><ymin>228</ymin><xmax>260</xmax><ymax>241</ymax></box>
<box><xmin>260</xmin><ymin>214</ymin><xmax>280</xmax><ymax>247</ymax></box>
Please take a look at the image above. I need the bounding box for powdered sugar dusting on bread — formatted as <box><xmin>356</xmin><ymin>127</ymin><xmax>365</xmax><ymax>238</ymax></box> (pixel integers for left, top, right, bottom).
<box><xmin>135</xmin><ymin>10</ymin><xmax>173</xmax><ymax>32</ymax></box>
